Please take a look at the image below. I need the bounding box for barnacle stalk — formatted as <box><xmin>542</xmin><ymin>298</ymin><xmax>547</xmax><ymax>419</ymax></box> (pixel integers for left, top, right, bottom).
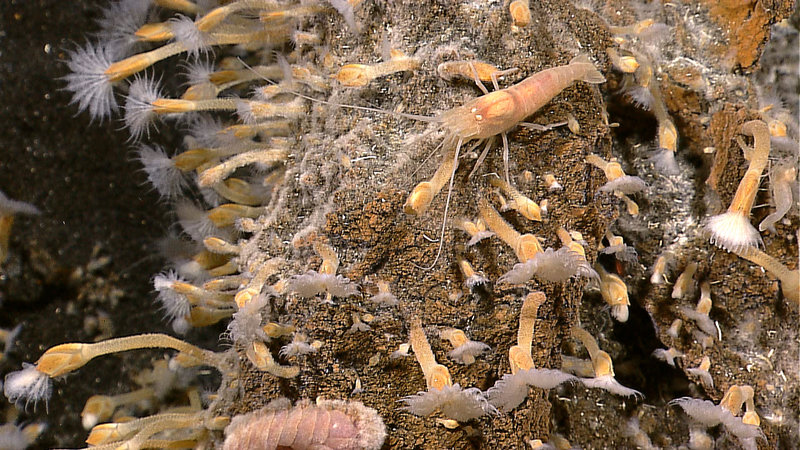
<box><xmin>36</xmin><ymin>333</ymin><xmax>231</xmax><ymax>378</ymax></box>
<box><xmin>706</xmin><ymin>120</ymin><xmax>771</xmax><ymax>252</ymax></box>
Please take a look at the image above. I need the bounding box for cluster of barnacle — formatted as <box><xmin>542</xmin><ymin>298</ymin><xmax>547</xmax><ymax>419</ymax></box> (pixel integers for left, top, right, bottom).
<box><xmin>1</xmin><ymin>0</ymin><xmax>797</xmax><ymax>447</ymax></box>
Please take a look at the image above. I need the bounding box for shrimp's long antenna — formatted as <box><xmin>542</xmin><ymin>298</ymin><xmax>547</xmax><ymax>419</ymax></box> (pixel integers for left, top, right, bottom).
<box><xmin>238</xmin><ymin>58</ymin><xmax>439</xmax><ymax>124</ymax></box>
<box><xmin>413</xmin><ymin>138</ymin><xmax>462</xmax><ymax>271</ymax></box>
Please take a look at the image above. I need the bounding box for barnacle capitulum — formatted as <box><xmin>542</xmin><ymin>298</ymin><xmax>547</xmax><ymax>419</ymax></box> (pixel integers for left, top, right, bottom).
<box><xmin>650</xmin><ymin>253</ymin><xmax>671</xmax><ymax>284</ymax></box>
<box><xmin>333</xmin><ymin>47</ymin><xmax>420</xmax><ymax>87</ymax></box>
<box><xmin>489</xmin><ymin>174</ymin><xmax>542</xmax><ymax>222</ymax></box>
<box><xmin>651</xmin><ymin>347</ymin><xmax>684</xmax><ymax>367</ymax></box>
<box><xmin>80</xmin><ymin>388</ymin><xmax>156</xmax><ymax>430</ymax></box>
<box><xmin>509</xmin><ymin>0</ymin><xmax>531</xmax><ymax>28</ymax></box>
<box><xmin>586</xmin><ymin>154</ymin><xmax>647</xmax><ymax>195</ymax></box>
<box><xmin>600</xmin><ymin>231</ymin><xmax>639</xmax><ymax>264</ymax></box>
<box><xmin>440</xmin><ymin>328</ymin><xmax>490</xmax><ymax>365</ymax></box>
<box><xmin>569</xmin><ymin>326</ymin><xmax>642</xmax><ymax>398</ymax></box>
<box><xmin>671</xmin><ymin>262</ymin><xmax>697</xmax><ymax>300</ymax></box>
<box><xmin>455</xmin><ymin>216</ymin><xmax>495</xmax><ymax>247</ymax></box>
<box><xmin>286</xmin><ymin>240</ymin><xmax>359</xmax><ymax>300</ymax></box>
<box><xmin>369</xmin><ymin>280</ymin><xmax>399</xmax><ymax>307</ymax></box>
<box><xmin>670</xmin><ymin>385</ymin><xmax>763</xmax><ymax>449</ymax></box>
<box><xmin>544</xmin><ymin>173</ymin><xmax>563</xmax><ymax>191</ymax></box>
<box><xmin>686</xmin><ymin>356</ymin><xmax>714</xmax><ymax>388</ymax></box>
<box><xmin>223</xmin><ymin>398</ymin><xmax>386</xmax><ymax>450</ymax></box>
<box><xmin>487</xmin><ymin>292</ymin><xmax>576</xmax><ymax>412</ymax></box>
<box><xmin>280</xmin><ymin>332</ymin><xmax>318</xmax><ymax>357</ymax></box>
<box><xmin>404</xmin><ymin>149</ymin><xmax>457</xmax><ymax>216</ymax></box>
<box><xmin>501</xmin><ymin>246</ymin><xmax>594</xmax><ymax>285</ymax></box>
<box><xmin>437</xmin><ymin>60</ymin><xmax>506</xmax><ymax>83</ymax></box>
<box><xmin>458</xmin><ymin>258</ymin><xmax>489</xmax><ymax>291</ymax></box>
<box><xmin>479</xmin><ymin>197</ymin><xmax>543</xmax><ymax>263</ymax></box>
<box><xmin>666</xmin><ymin>318</ymin><xmax>683</xmax><ymax>339</ymax></box>
<box><xmin>705</xmin><ymin>120</ymin><xmax>771</xmax><ymax>253</ymax></box>
<box><xmin>596</xmin><ymin>265</ymin><xmax>631</xmax><ymax>322</ymax></box>
<box><xmin>401</xmin><ymin>318</ymin><xmax>495</xmax><ymax>421</ymax></box>
<box><xmin>680</xmin><ymin>280</ymin><xmax>717</xmax><ymax>337</ymax></box>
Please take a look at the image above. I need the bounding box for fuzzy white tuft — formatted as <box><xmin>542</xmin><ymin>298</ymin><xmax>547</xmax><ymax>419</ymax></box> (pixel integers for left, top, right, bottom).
<box><xmin>187</xmin><ymin>114</ymin><xmax>227</xmax><ymax>147</ymax></box>
<box><xmin>176</xmin><ymin>201</ymin><xmax>220</xmax><ymax>242</ymax></box>
<box><xmin>287</xmin><ymin>271</ymin><xmax>359</xmax><ymax>298</ymax></box>
<box><xmin>280</xmin><ymin>335</ymin><xmax>317</xmax><ymax>357</ymax></box>
<box><xmin>669</xmin><ymin>397</ymin><xmax>725</xmax><ymax>426</ymax></box>
<box><xmin>532</xmin><ymin>248</ymin><xmax>588</xmax><ymax>282</ymax></box>
<box><xmin>501</xmin><ymin>248</ymin><xmax>592</xmax><ymax>284</ymax></box>
<box><xmin>369</xmin><ymin>292</ymin><xmax>398</xmax><ymax>307</ymax></box>
<box><xmin>500</xmin><ymin>258</ymin><xmax>537</xmax><ymax>284</ymax></box>
<box><xmin>401</xmin><ymin>384</ymin><xmax>495</xmax><ymax>421</ymax></box>
<box><xmin>580</xmin><ymin>375</ymin><xmax>643</xmax><ymax>398</ymax></box>
<box><xmin>648</xmin><ymin>148</ymin><xmax>680</xmax><ymax>175</ymax></box>
<box><xmin>227</xmin><ymin>294</ymin><xmax>270</xmax><ymax>344</ymax></box>
<box><xmin>0</xmin><ymin>191</ymin><xmax>40</xmax><ymax>216</ymax></box>
<box><xmin>624</xmin><ymin>86</ymin><xmax>654</xmax><ymax>110</ymax></box>
<box><xmin>124</xmin><ymin>75</ymin><xmax>163</xmax><ymax>140</ymax></box>
<box><xmin>63</xmin><ymin>41</ymin><xmax>118</xmax><ymax>122</ymax></box>
<box><xmin>600</xmin><ymin>175</ymin><xmax>647</xmax><ymax>194</ymax></box>
<box><xmin>611</xmin><ymin>304</ymin><xmax>629</xmax><ymax>322</ymax></box>
<box><xmin>448</xmin><ymin>340</ymin><xmax>490</xmax><ymax>365</ymax></box>
<box><xmin>670</xmin><ymin>397</ymin><xmax>764</xmax><ymax>446</ymax></box>
<box><xmin>169</xmin><ymin>15</ymin><xmax>212</xmax><ymax>58</ymax></box>
<box><xmin>686</xmin><ymin>367</ymin><xmax>713</xmax><ymax>388</ymax></box>
<box><xmin>651</xmin><ymin>348</ymin><xmax>683</xmax><ymax>367</ymax></box>
<box><xmin>135</xmin><ymin>144</ymin><xmax>188</xmax><ymax>199</ymax></box>
<box><xmin>3</xmin><ymin>363</ymin><xmax>52</xmax><ymax>410</ymax></box>
<box><xmin>153</xmin><ymin>271</ymin><xmax>191</xmax><ymax>333</ymax></box>
<box><xmin>182</xmin><ymin>58</ymin><xmax>216</xmax><ymax>87</ymax></box>
<box><xmin>464</xmin><ymin>274</ymin><xmax>489</xmax><ymax>291</ymax></box>
<box><xmin>679</xmin><ymin>307</ymin><xmax>717</xmax><ymax>337</ymax></box>
<box><xmin>93</xmin><ymin>0</ymin><xmax>151</xmax><ymax>57</ymax></box>
<box><xmin>600</xmin><ymin>244</ymin><xmax>639</xmax><ymax>263</ymax></box>
<box><xmin>466</xmin><ymin>230</ymin><xmax>495</xmax><ymax>247</ymax></box>
<box><xmin>2</xmin><ymin>324</ymin><xmax>22</xmax><ymax>358</ymax></box>
<box><xmin>705</xmin><ymin>211</ymin><xmax>762</xmax><ymax>253</ymax></box>
<box><xmin>488</xmin><ymin>369</ymin><xmax>577</xmax><ymax>412</ymax></box>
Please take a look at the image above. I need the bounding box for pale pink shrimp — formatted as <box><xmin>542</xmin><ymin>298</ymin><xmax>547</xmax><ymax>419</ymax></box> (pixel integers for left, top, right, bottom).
<box><xmin>438</xmin><ymin>53</ymin><xmax>606</xmax><ymax>182</ymax></box>
<box><xmin>417</xmin><ymin>53</ymin><xmax>605</xmax><ymax>268</ymax></box>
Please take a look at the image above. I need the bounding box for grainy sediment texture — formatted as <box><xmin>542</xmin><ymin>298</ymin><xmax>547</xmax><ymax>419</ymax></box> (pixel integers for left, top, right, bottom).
<box><xmin>0</xmin><ymin>0</ymin><xmax>796</xmax><ymax>448</ymax></box>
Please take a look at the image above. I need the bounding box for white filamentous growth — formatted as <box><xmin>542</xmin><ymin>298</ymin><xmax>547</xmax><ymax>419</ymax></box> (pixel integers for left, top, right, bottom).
<box><xmin>3</xmin><ymin>363</ymin><xmax>52</xmax><ymax>410</ymax></box>
<box><xmin>63</xmin><ymin>41</ymin><xmax>118</xmax><ymax>122</ymax></box>
<box><xmin>124</xmin><ymin>75</ymin><xmax>163</xmax><ymax>140</ymax></box>
<box><xmin>135</xmin><ymin>144</ymin><xmax>187</xmax><ymax>199</ymax></box>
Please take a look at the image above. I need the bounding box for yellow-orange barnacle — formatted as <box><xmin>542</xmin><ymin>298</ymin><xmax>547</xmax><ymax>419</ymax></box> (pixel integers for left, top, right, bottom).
<box><xmin>36</xmin><ymin>343</ymin><xmax>87</xmax><ymax>377</ymax></box>
<box><xmin>427</xmin><ymin>364</ymin><xmax>453</xmax><ymax>390</ymax></box>
<box><xmin>509</xmin><ymin>0</ymin><xmax>531</xmax><ymax>27</ymax></box>
<box><xmin>507</xmin><ymin>345</ymin><xmax>533</xmax><ymax>374</ymax></box>
<box><xmin>246</xmin><ymin>341</ymin><xmax>300</xmax><ymax>378</ymax></box>
<box><xmin>591</xmin><ymin>351</ymin><xmax>615</xmax><ymax>378</ymax></box>
<box><xmin>516</xmin><ymin>234</ymin><xmax>543</xmax><ymax>262</ymax></box>
<box><xmin>187</xmin><ymin>306</ymin><xmax>233</xmax><ymax>327</ymax></box>
<box><xmin>135</xmin><ymin>22</ymin><xmax>174</xmax><ymax>42</ymax></box>
<box><xmin>597</xmin><ymin>266</ymin><xmax>630</xmax><ymax>322</ymax></box>
<box><xmin>333</xmin><ymin>64</ymin><xmax>372</xmax><ymax>87</ymax></box>
<box><xmin>203</xmin><ymin>237</ymin><xmax>240</xmax><ymax>255</ymax></box>
<box><xmin>207</xmin><ymin>204</ymin><xmax>264</xmax><ymax>228</ymax></box>
<box><xmin>234</xmin><ymin>287</ymin><xmax>259</xmax><ymax>309</ymax></box>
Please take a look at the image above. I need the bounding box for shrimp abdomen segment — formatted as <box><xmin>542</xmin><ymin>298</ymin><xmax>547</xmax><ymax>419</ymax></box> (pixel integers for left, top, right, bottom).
<box><xmin>440</xmin><ymin>54</ymin><xmax>604</xmax><ymax>141</ymax></box>
<box><xmin>440</xmin><ymin>90</ymin><xmax>526</xmax><ymax>140</ymax></box>
<box><xmin>513</xmin><ymin>54</ymin><xmax>605</xmax><ymax>118</ymax></box>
